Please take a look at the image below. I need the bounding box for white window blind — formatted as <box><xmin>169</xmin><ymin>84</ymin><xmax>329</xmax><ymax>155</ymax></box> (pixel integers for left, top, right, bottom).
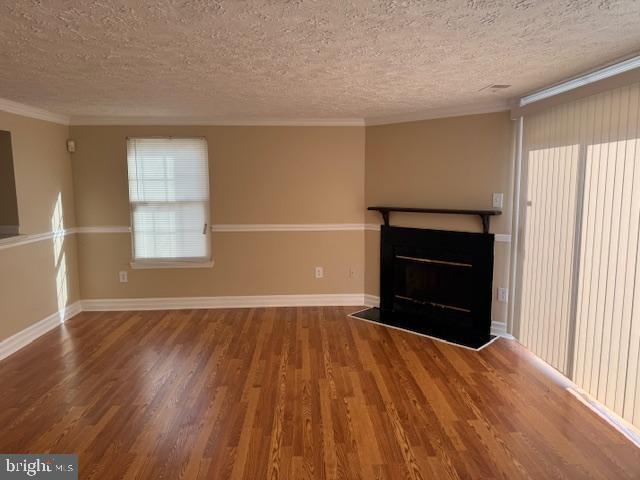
<box><xmin>517</xmin><ymin>82</ymin><xmax>640</xmax><ymax>429</ymax></box>
<box><xmin>127</xmin><ymin>137</ymin><xmax>211</xmax><ymax>266</ymax></box>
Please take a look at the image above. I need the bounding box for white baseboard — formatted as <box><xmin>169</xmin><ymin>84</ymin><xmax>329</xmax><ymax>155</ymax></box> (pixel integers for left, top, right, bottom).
<box><xmin>490</xmin><ymin>321</ymin><xmax>513</xmax><ymax>338</ymax></box>
<box><xmin>364</xmin><ymin>294</ymin><xmax>380</xmax><ymax>308</ymax></box>
<box><xmin>81</xmin><ymin>294</ymin><xmax>367</xmax><ymax>311</ymax></box>
<box><xmin>361</xmin><ymin>294</ymin><xmax>512</xmax><ymax>338</ymax></box>
<box><xmin>0</xmin><ymin>302</ymin><xmax>82</xmax><ymax>361</ymax></box>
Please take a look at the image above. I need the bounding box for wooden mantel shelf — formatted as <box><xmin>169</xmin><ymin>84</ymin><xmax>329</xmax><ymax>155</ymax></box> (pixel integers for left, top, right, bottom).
<box><xmin>367</xmin><ymin>206</ymin><xmax>502</xmax><ymax>234</ymax></box>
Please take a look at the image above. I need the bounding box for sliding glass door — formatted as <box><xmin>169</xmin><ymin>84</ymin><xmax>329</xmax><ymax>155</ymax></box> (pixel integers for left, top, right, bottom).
<box><xmin>516</xmin><ymin>83</ymin><xmax>640</xmax><ymax>429</ymax></box>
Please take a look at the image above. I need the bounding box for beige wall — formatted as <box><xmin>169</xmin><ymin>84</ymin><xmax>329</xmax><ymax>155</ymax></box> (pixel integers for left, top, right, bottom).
<box><xmin>364</xmin><ymin>111</ymin><xmax>514</xmax><ymax>324</ymax></box>
<box><xmin>0</xmin><ymin>111</ymin><xmax>80</xmax><ymax>341</ymax></box>
<box><xmin>69</xmin><ymin>125</ymin><xmax>366</xmax><ymax>299</ymax></box>
<box><xmin>1</xmin><ymin>115</ymin><xmax>77</xmax><ymax>234</ymax></box>
<box><xmin>0</xmin><ymin>236</ymin><xmax>80</xmax><ymax>340</ymax></box>
<box><xmin>77</xmin><ymin>231</ymin><xmax>363</xmax><ymax>298</ymax></box>
<box><xmin>0</xmin><ymin>109</ymin><xmax>516</xmax><ymax>341</ymax></box>
<box><xmin>70</xmin><ymin>126</ymin><xmax>365</xmax><ymax>225</ymax></box>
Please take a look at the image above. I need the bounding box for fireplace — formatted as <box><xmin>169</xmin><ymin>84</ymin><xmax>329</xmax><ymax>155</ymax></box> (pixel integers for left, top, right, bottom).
<box><xmin>354</xmin><ymin>225</ymin><xmax>495</xmax><ymax>348</ymax></box>
<box><xmin>392</xmin><ymin>253</ymin><xmax>474</xmax><ymax>317</ymax></box>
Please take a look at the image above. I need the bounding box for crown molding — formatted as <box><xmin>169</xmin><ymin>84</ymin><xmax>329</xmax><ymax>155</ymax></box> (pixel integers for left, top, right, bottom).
<box><xmin>0</xmin><ymin>98</ymin><xmax>70</xmax><ymax>125</ymax></box>
<box><xmin>364</xmin><ymin>100</ymin><xmax>510</xmax><ymax>126</ymax></box>
<box><xmin>0</xmin><ymin>98</ymin><xmax>512</xmax><ymax>128</ymax></box>
<box><xmin>68</xmin><ymin>102</ymin><xmax>510</xmax><ymax>127</ymax></box>
<box><xmin>70</xmin><ymin>116</ymin><xmax>365</xmax><ymax>127</ymax></box>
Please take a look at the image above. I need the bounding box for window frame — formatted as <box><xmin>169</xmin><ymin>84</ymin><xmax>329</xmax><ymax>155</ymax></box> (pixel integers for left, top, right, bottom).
<box><xmin>126</xmin><ymin>136</ymin><xmax>213</xmax><ymax>269</ymax></box>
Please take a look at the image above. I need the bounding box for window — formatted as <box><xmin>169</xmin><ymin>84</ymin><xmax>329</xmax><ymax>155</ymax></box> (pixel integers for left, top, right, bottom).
<box><xmin>127</xmin><ymin>137</ymin><xmax>211</xmax><ymax>268</ymax></box>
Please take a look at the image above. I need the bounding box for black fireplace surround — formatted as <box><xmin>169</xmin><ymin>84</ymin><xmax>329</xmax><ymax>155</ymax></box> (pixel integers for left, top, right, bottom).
<box><xmin>358</xmin><ymin>225</ymin><xmax>495</xmax><ymax>348</ymax></box>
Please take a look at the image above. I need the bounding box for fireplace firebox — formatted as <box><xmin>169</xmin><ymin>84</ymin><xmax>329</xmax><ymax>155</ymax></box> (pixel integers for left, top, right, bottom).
<box><xmin>354</xmin><ymin>225</ymin><xmax>495</xmax><ymax>349</ymax></box>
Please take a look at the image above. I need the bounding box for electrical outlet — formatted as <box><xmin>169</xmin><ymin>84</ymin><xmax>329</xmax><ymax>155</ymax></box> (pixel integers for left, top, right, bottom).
<box><xmin>315</xmin><ymin>266</ymin><xmax>324</xmax><ymax>279</ymax></box>
<box><xmin>492</xmin><ymin>192</ymin><xmax>504</xmax><ymax>209</ymax></box>
<box><xmin>119</xmin><ymin>271</ymin><xmax>128</xmax><ymax>283</ymax></box>
<box><xmin>348</xmin><ymin>267</ymin><xmax>355</xmax><ymax>279</ymax></box>
<box><xmin>497</xmin><ymin>287</ymin><xmax>508</xmax><ymax>303</ymax></box>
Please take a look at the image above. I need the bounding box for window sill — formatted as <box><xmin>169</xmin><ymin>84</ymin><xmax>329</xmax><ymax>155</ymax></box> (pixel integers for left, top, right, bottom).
<box><xmin>130</xmin><ymin>260</ymin><xmax>214</xmax><ymax>270</ymax></box>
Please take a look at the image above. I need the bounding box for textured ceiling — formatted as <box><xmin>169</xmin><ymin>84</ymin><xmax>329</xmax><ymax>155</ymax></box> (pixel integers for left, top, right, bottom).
<box><xmin>1</xmin><ymin>0</ymin><xmax>639</xmax><ymax>122</ymax></box>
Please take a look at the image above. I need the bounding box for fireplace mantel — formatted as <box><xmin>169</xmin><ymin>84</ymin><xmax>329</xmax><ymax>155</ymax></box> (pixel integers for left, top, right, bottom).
<box><xmin>368</xmin><ymin>206</ymin><xmax>501</xmax><ymax>234</ymax></box>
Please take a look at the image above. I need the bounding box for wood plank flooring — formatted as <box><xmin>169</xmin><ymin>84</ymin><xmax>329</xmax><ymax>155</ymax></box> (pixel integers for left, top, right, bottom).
<box><xmin>0</xmin><ymin>306</ymin><xmax>638</xmax><ymax>479</ymax></box>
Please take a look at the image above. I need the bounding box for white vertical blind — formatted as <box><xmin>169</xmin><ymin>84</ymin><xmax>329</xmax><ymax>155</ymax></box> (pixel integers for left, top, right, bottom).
<box><xmin>519</xmin><ymin>103</ymin><xmax>580</xmax><ymax>374</ymax></box>
<box><xmin>518</xmin><ymin>82</ymin><xmax>640</xmax><ymax>429</ymax></box>
<box><xmin>127</xmin><ymin>137</ymin><xmax>210</xmax><ymax>263</ymax></box>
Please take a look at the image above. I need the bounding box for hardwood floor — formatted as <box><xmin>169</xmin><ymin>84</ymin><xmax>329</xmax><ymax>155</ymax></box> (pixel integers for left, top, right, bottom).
<box><xmin>0</xmin><ymin>306</ymin><xmax>638</xmax><ymax>479</ymax></box>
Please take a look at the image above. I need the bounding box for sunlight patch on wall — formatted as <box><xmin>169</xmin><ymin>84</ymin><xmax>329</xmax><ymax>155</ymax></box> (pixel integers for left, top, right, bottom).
<box><xmin>51</xmin><ymin>192</ymin><xmax>69</xmax><ymax>319</ymax></box>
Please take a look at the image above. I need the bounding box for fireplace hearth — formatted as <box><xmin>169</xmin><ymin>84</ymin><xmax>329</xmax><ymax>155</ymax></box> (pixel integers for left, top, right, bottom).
<box><xmin>353</xmin><ymin>225</ymin><xmax>495</xmax><ymax>349</ymax></box>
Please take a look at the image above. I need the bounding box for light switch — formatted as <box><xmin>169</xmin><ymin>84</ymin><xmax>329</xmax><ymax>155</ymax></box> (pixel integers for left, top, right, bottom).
<box><xmin>492</xmin><ymin>192</ymin><xmax>504</xmax><ymax>209</ymax></box>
